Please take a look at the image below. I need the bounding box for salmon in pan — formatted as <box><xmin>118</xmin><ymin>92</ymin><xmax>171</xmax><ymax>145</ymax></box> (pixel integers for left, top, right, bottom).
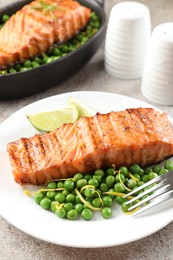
<box><xmin>0</xmin><ymin>0</ymin><xmax>91</xmax><ymax>69</ymax></box>
<box><xmin>7</xmin><ymin>107</ymin><xmax>173</xmax><ymax>185</ymax></box>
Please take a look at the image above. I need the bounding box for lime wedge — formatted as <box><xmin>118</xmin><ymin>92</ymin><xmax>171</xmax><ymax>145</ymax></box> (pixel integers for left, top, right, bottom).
<box><xmin>67</xmin><ymin>96</ymin><xmax>96</xmax><ymax>118</ymax></box>
<box><xmin>27</xmin><ymin>106</ymin><xmax>79</xmax><ymax>132</ymax></box>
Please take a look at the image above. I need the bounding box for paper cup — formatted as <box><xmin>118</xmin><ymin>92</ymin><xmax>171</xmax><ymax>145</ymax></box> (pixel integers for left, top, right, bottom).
<box><xmin>105</xmin><ymin>1</ymin><xmax>151</xmax><ymax>79</ymax></box>
<box><xmin>141</xmin><ymin>23</ymin><xmax>173</xmax><ymax>105</ymax></box>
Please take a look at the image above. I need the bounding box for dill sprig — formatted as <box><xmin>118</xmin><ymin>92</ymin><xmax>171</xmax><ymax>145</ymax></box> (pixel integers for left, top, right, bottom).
<box><xmin>30</xmin><ymin>1</ymin><xmax>65</xmax><ymax>19</ymax></box>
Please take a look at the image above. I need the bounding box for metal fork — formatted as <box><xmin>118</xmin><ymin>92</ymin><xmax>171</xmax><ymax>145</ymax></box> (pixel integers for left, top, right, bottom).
<box><xmin>123</xmin><ymin>171</ymin><xmax>173</xmax><ymax>217</ymax></box>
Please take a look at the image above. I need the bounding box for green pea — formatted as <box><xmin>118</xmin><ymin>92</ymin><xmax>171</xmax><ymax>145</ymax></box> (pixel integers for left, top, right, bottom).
<box><xmin>93</xmin><ymin>21</ymin><xmax>100</xmax><ymax>28</ymax></box>
<box><xmin>84</xmin><ymin>173</ymin><xmax>92</xmax><ymax>181</ymax></box>
<box><xmin>40</xmin><ymin>198</ymin><xmax>51</xmax><ymax>210</ymax></box>
<box><xmin>77</xmin><ymin>179</ymin><xmax>87</xmax><ymax>189</ymax></box>
<box><xmin>53</xmin><ymin>56</ymin><xmax>61</xmax><ymax>61</ymax></box>
<box><xmin>75</xmin><ymin>195</ymin><xmax>82</xmax><ymax>203</ymax></box>
<box><xmin>114</xmin><ymin>182</ymin><xmax>125</xmax><ymax>193</ymax></box>
<box><xmin>84</xmin><ymin>188</ymin><xmax>95</xmax><ymax>198</ymax></box>
<box><xmin>67</xmin><ymin>209</ymin><xmax>78</xmax><ymax>220</ymax></box>
<box><xmin>75</xmin><ymin>203</ymin><xmax>84</xmax><ymax>213</ymax></box>
<box><xmin>122</xmin><ymin>201</ymin><xmax>133</xmax><ymax>212</ymax></box>
<box><xmin>115</xmin><ymin>174</ymin><xmax>125</xmax><ymax>183</ymax></box>
<box><xmin>81</xmin><ymin>37</ymin><xmax>89</xmax><ymax>44</ymax></box>
<box><xmin>47</xmin><ymin>181</ymin><xmax>57</xmax><ymax>189</ymax></box>
<box><xmin>0</xmin><ymin>70</ymin><xmax>7</xmax><ymax>75</ymax></box>
<box><xmin>99</xmin><ymin>183</ymin><xmax>109</xmax><ymax>192</ymax></box>
<box><xmin>14</xmin><ymin>64</ymin><xmax>21</xmax><ymax>71</ymax></box>
<box><xmin>46</xmin><ymin>191</ymin><xmax>56</xmax><ymax>200</ymax></box>
<box><xmin>46</xmin><ymin>57</ymin><xmax>55</xmax><ymax>63</ymax></box>
<box><xmin>53</xmin><ymin>48</ymin><xmax>62</xmax><ymax>56</ymax></box>
<box><xmin>138</xmin><ymin>168</ymin><xmax>144</xmax><ymax>176</ymax></box>
<box><xmin>34</xmin><ymin>56</ymin><xmax>42</xmax><ymax>64</ymax></box>
<box><xmin>133</xmin><ymin>173</ymin><xmax>141</xmax><ymax>181</ymax></box>
<box><xmin>64</xmin><ymin>179</ymin><xmax>75</xmax><ymax>191</ymax></box>
<box><xmin>62</xmin><ymin>189</ymin><xmax>69</xmax><ymax>196</ymax></box>
<box><xmin>92</xmin><ymin>198</ymin><xmax>101</xmax><ymax>207</ymax></box>
<box><xmin>81</xmin><ymin>209</ymin><xmax>93</xmax><ymax>220</ymax></box>
<box><xmin>159</xmin><ymin>168</ymin><xmax>168</xmax><ymax>175</ymax></box>
<box><xmin>88</xmin><ymin>178</ymin><xmax>99</xmax><ymax>188</ymax></box>
<box><xmin>32</xmin><ymin>61</ymin><xmax>40</xmax><ymax>68</ymax></box>
<box><xmin>141</xmin><ymin>194</ymin><xmax>150</xmax><ymax>200</ymax></box>
<box><xmin>42</xmin><ymin>55</ymin><xmax>49</xmax><ymax>63</ymax></box>
<box><xmin>24</xmin><ymin>60</ymin><xmax>32</xmax><ymax>68</ymax></box>
<box><xmin>119</xmin><ymin>166</ymin><xmax>129</xmax><ymax>176</ymax></box>
<box><xmin>93</xmin><ymin>175</ymin><xmax>102</xmax><ymax>183</ymax></box>
<box><xmin>55</xmin><ymin>207</ymin><xmax>66</xmax><ymax>218</ymax></box>
<box><xmin>137</xmin><ymin>181</ymin><xmax>145</xmax><ymax>186</ymax></box>
<box><xmin>9</xmin><ymin>68</ymin><xmax>17</xmax><ymax>74</ymax></box>
<box><xmin>60</xmin><ymin>45</ymin><xmax>69</xmax><ymax>53</ymax></box>
<box><xmin>20</xmin><ymin>67</ymin><xmax>31</xmax><ymax>72</ymax></box>
<box><xmin>142</xmin><ymin>175</ymin><xmax>150</xmax><ymax>183</ymax></box>
<box><xmin>34</xmin><ymin>192</ymin><xmax>44</xmax><ymax>204</ymax></box>
<box><xmin>94</xmin><ymin>169</ymin><xmax>104</xmax><ymax>177</ymax></box>
<box><xmin>66</xmin><ymin>193</ymin><xmax>75</xmax><ymax>203</ymax></box>
<box><xmin>103</xmin><ymin>196</ymin><xmax>112</xmax><ymax>207</ymax></box>
<box><xmin>50</xmin><ymin>201</ymin><xmax>59</xmax><ymax>212</ymax></box>
<box><xmin>75</xmin><ymin>34</ymin><xmax>83</xmax><ymax>41</ymax></box>
<box><xmin>127</xmin><ymin>179</ymin><xmax>137</xmax><ymax>189</ymax></box>
<box><xmin>106</xmin><ymin>175</ymin><xmax>115</xmax><ymax>187</ymax></box>
<box><xmin>152</xmin><ymin>165</ymin><xmax>161</xmax><ymax>174</ymax></box>
<box><xmin>101</xmin><ymin>207</ymin><xmax>112</xmax><ymax>219</ymax></box>
<box><xmin>55</xmin><ymin>193</ymin><xmax>66</xmax><ymax>203</ymax></box>
<box><xmin>73</xmin><ymin>173</ymin><xmax>83</xmax><ymax>182</ymax></box>
<box><xmin>144</xmin><ymin>167</ymin><xmax>153</xmax><ymax>174</ymax></box>
<box><xmin>149</xmin><ymin>172</ymin><xmax>158</xmax><ymax>180</ymax></box>
<box><xmin>57</xmin><ymin>181</ymin><xmax>64</xmax><ymax>188</ymax></box>
<box><xmin>164</xmin><ymin>160</ymin><xmax>173</xmax><ymax>171</ymax></box>
<box><xmin>130</xmin><ymin>164</ymin><xmax>141</xmax><ymax>174</ymax></box>
<box><xmin>2</xmin><ymin>14</ymin><xmax>10</xmax><ymax>23</ymax></box>
<box><xmin>64</xmin><ymin>202</ymin><xmax>73</xmax><ymax>212</ymax></box>
<box><xmin>106</xmin><ymin>167</ymin><xmax>115</xmax><ymax>175</ymax></box>
<box><xmin>115</xmin><ymin>196</ymin><xmax>126</xmax><ymax>205</ymax></box>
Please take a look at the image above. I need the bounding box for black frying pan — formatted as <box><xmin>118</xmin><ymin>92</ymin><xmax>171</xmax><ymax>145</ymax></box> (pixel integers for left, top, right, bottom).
<box><xmin>0</xmin><ymin>0</ymin><xmax>106</xmax><ymax>99</ymax></box>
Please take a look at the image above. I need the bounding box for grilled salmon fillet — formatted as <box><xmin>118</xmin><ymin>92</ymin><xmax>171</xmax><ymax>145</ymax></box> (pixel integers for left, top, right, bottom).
<box><xmin>7</xmin><ymin>108</ymin><xmax>173</xmax><ymax>185</ymax></box>
<box><xmin>0</xmin><ymin>0</ymin><xmax>91</xmax><ymax>69</ymax></box>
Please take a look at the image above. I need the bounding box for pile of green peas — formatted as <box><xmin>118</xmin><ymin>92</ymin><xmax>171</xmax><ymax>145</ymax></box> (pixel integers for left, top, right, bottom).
<box><xmin>0</xmin><ymin>12</ymin><xmax>100</xmax><ymax>75</ymax></box>
<box><xmin>32</xmin><ymin>160</ymin><xmax>173</xmax><ymax>221</ymax></box>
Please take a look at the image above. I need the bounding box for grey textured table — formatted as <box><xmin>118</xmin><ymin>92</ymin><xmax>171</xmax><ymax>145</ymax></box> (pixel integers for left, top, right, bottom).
<box><xmin>1</xmin><ymin>1</ymin><xmax>173</xmax><ymax>259</ymax></box>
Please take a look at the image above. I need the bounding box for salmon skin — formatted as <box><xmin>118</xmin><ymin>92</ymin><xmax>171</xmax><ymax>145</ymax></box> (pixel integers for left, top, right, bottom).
<box><xmin>7</xmin><ymin>107</ymin><xmax>173</xmax><ymax>185</ymax></box>
<box><xmin>0</xmin><ymin>0</ymin><xmax>91</xmax><ymax>69</ymax></box>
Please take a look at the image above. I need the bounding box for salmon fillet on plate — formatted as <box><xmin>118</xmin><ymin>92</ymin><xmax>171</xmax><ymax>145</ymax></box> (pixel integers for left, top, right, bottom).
<box><xmin>7</xmin><ymin>108</ymin><xmax>173</xmax><ymax>185</ymax></box>
<box><xmin>0</xmin><ymin>0</ymin><xmax>91</xmax><ymax>69</ymax></box>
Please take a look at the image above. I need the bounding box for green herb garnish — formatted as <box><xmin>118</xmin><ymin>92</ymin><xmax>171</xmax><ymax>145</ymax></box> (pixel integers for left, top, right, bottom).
<box><xmin>30</xmin><ymin>1</ymin><xmax>64</xmax><ymax>19</ymax></box>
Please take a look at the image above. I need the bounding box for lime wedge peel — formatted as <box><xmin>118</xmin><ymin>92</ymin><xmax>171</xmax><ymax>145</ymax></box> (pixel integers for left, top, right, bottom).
<box><xmin>27</xmin><ymin>106</ymin><xmax>79</xmax><ymax>132</ymax></box>
<box><xmin>27</xmin><ymin>96</ymin><xmax>96</xmax><ymax>132</ymax></box>
<box><xmin>67</xmin><ymin>96</ymin><xmax>96</xmax><ymax>118</ymax></box>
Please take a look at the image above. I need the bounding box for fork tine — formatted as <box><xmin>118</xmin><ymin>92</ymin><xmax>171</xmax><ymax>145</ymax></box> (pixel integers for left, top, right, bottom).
<box><xmin>125</xmin><ymin>181</ymin><xmax>169</xmax><ymax>205</ymax></box>
<box><xmin>123</xmin><ymin>175</ymin><xmax>164</xmax><ymax>198</ymax></box>
<box><xmin>131</xmin><ymin>190</ymin><xmax>173</xmax><ymax>217</ymax></box>
<box><xmin>127</xmin><ymin>184</ymin><xmax>170</xmax><ymax>211</ymax></box>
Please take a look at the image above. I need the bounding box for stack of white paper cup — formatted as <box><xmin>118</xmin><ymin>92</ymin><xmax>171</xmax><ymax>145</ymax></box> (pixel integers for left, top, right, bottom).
<box><xmin>105</xmin><ymin>1</ymin><xmax>151</xmax><ymax>79</ymax></box>
<box><xmin>141</xmin><ymin>23</ymin><xmax>173</xmax><ymax>105</ymax></box>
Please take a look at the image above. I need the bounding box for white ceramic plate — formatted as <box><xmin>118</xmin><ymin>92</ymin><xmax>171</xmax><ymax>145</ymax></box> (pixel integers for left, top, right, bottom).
<box><xmin>0</xmin><ymin>91</ymin><xmax>173</xmax><ymax>248</ymax></box>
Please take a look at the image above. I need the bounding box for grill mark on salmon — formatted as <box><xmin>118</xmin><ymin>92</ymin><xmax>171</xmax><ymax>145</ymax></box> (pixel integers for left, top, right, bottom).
<box><xmin>0</xmin><ymin>0</ymin><xmax>91</xmax><ymax>69</ymax></box>
<box><xmin>75</xmin><ymin>118</ymin><xmax>97</xmax><ymax>171</ymax></box>
<box><xmin>7</xmin><ymin>108</ymin><xmax>173</xmax><ymax>185</ymax></box>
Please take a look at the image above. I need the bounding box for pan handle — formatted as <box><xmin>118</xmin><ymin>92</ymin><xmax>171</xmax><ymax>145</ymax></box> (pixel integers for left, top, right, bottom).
<box><xmin>95</xmin><ymin>0</ymin><xmax>104</xmax><ymax>8</ymax></box>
